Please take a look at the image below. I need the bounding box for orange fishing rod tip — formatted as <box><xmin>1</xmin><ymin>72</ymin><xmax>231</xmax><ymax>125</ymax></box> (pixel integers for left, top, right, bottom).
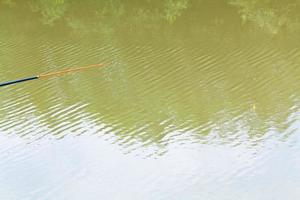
<box><xmin>38</xmin><ymin>63</ymin><xmax>106</xmax><ymax>79</ymax></box>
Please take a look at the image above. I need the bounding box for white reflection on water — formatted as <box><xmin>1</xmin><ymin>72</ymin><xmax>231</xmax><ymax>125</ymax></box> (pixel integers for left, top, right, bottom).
<box><xmin>0</xmin><ymin>126</ymin><xmax>299</xmax><ymax>200</ymax></box>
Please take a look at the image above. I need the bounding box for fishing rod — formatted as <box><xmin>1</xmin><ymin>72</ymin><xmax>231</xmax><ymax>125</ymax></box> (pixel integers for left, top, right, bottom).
<box><xmin>0</xmin><ymin>63</ymin><xmax>105</xmax><ymax>88</ymax></box>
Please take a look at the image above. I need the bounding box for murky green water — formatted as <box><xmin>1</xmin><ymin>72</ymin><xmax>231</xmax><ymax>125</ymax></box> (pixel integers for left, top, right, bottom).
<box><xmin>1</xmin><ymin>1</ymin><xmax>300</xmax><ymax>199</ymax></box>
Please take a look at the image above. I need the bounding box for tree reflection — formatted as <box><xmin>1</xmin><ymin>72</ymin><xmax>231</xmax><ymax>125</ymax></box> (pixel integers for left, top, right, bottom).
<box><xmin>3</xmin><ymin>0</ymin><xmax>300</xmax><ymax>35</ymax></box>
<box><xmin>228</xmin><ymin>0</ymin><xmax>300</xmax><ymax>34</ymax></box>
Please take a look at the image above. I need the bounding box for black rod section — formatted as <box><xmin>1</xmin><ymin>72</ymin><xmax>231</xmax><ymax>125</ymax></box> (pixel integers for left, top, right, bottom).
<box><xmin>0</xmin><ymin>76</ymin><xmax>39</xmax><ymax>87</ymax></box>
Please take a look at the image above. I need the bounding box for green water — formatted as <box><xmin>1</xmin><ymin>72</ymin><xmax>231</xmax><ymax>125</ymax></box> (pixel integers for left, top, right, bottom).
<box><xmin>0</xmin><ymin>1</ymin><xmax>300</xmax><ymax>199</ymax></box>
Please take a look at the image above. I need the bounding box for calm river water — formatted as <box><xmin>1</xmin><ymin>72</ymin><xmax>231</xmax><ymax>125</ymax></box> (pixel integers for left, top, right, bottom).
<box><xmin>0</xmin><ymin>1</ymin><xmax>300</xmax><ymax>199</ymax></box>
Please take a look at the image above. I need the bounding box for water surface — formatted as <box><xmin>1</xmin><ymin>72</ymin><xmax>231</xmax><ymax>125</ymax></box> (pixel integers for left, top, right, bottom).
<box><xmin>1</xmin><ymin>1</ymin><xmax>300</xmax><ymax>199</ymax></box>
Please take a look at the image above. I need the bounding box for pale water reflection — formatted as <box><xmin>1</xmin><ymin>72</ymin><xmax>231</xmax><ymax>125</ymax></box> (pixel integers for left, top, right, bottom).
<box><xmin>0</xmin><ymin>132</ymin><xmax>299</xmax><ymax>200</ymax></box>
<box><xmin>1</xmin><ymin>0</ymin><xmax>300</xmax><ymax>199</ymax></box>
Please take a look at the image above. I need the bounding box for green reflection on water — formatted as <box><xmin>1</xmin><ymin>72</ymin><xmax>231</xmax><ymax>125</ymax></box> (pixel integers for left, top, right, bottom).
<box><xmin>2</xmin><ymin>0</ymin><xmax>300</xmax><ymax>36</ymax></box>
<box><xmin>1</xmin><ymin>0</ymin><xmax>300</xmax><ymax>146</ymax></box>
